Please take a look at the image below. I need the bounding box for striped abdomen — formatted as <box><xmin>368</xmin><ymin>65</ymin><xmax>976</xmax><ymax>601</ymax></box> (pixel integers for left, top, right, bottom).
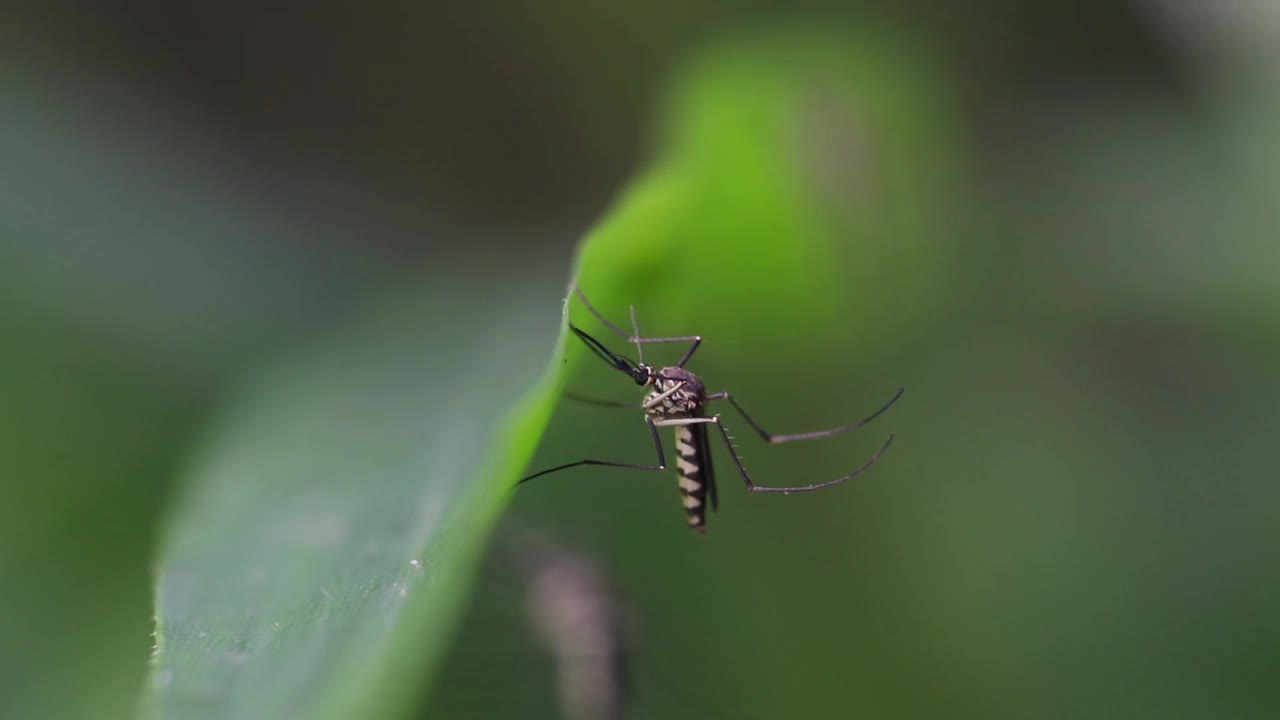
<box><xmin>673</xmin><ymin>423</ymin><xmax>715</xmax><ymax>532</ymax></box>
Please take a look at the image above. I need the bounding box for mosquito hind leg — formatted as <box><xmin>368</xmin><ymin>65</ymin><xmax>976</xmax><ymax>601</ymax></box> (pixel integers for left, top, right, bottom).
<box><xmin>706</xmin><ymin>387</ymin><xmax>904</xmax><ymax>443</ymax></box>
<box><xmin>706</xmin><ymin>416</ymin><xmax>895</xmax><ymax>495</ymax></box>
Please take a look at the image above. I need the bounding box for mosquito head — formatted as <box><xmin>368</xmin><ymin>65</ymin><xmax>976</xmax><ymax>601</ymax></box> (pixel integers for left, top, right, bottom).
<box><xmin>631</xmin><ymin>364</ymin><xmax>655</xmax><ymax>386</ymax></box>
<box><xmin>570</xmin><ymin>323</ymin><xmax>651</xmax><ymax>383</ymax></box>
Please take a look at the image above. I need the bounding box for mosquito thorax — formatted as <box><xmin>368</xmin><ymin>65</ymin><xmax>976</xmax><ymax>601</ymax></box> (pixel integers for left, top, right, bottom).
<box><xmin>644</xmin><ymin>366</ymin><xmax>705</xmax><ymax>417</ymax></box>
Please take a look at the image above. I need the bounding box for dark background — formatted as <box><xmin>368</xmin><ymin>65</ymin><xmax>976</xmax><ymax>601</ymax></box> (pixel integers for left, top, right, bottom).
<box><xmin>2</xmin><ymin>2</ymin><xmax>1276</xmax><ymax>718</ymax></box>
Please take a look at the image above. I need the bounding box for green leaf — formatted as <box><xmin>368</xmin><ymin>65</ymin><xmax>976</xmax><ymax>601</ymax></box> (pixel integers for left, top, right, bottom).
<box><xmin>145</xmin><ymin>18</ymin><xmax>969</xmax><ymax>720</ymax></box>
<box><xmin>571</xmin><ymin>20</ymin><xmax>965</xmax><ymax>355</ymax></box>
<box><xmin>143</xmin><ymin>276</ymin><xmax>569</xmax><ymax>720</ymax></box>
<box><xmin>427</xmin><ymin>19</ymin><xmax>971</xmax><ymax>719</ymax></box>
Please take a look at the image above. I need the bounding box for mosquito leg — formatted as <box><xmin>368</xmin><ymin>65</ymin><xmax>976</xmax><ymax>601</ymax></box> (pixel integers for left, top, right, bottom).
<box><xmin>623</xmin><ymin>334</ymin><xmax>704</xmax><ymax>367</ymax></box>
<box><xmin>572</xmin><ymin>285</ymin><xmax>703</xmax><ymax>367</ymax></box>
<box><xmin>643</xmin><ymin>381</ymin><xmax>687</xmax><ymax>410</ymax></box>
<box><xmin>706</xmin><ymin>387</ymin><xmax>904</xmax><ymax>443</ymax></box>
<box><xmin>650</xmin><ymin>417</ymin><xmax>718</xmax><ymax>427</ymax></box>
<box><xmin>562</xmin><ymin>379</ymin><xmax>685</xmax><ymax>411</ymax></box>
<box><xmin>666</xmin><ymin>336</ymin><xmax>703</xmax><ymax>368</ymax></box>
<box><xmin>708</xmin><ymin>416</ymin><xmax>896</xmax><ymax>495</ymax></box>
<box><xmin>516</xmin><ymin>416</ymin><xmax>667</xmax><ymax>486</ymax></box>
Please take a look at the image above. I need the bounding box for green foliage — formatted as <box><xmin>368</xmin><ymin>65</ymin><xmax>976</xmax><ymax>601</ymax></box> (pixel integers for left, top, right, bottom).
<box><xmin>577</xmin><ymin>21</ymin><xmax>963</xmax><ymax>352</ymax></box>
<box><xmin>5</xmin><ymin>7</ymin><xmax>1277</xmax><ymax>720</ymax></box>
<box><xmin>429</xmin><ymin>21</ymin><xmax>973</xmax><ymax>720</ymax></box>
<box><xmin>141</xmin><ymin>21</ymin><xmax>965</xmax><ymax>720</ymax></box>
<box><xmin>143</xmin><ymin>285</ymin><xmax>569</xmax><ymax>720</ymax></box>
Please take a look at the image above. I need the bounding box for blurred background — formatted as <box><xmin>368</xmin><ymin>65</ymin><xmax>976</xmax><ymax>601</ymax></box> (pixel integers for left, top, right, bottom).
<box><xmin>2</xmin><ymin>1</ymin><xmax>1276</xmax><ymax>719</ymax></box>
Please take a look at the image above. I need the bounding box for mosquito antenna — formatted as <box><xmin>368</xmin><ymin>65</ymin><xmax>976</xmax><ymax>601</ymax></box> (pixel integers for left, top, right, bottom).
<box><xmin>628</xmin><ymin>304</ymin><xmax>644</xmax><ymax>365</ymax></box>
<box><xmin>572</xmin><ymin>284</ymin><xmax>634</xmax><ymax>341</ymax></box>
<box><xmin>522</xmin><ymin>286</ymin><xmax>902</xmax><ymax>528</ymax></box>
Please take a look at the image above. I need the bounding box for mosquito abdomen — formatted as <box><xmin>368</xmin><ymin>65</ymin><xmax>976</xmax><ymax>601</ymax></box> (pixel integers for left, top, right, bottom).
<box><xmin>673</xmin><ymin>425</ymin><xmax>709</xmax><ymax>532</ymax></box>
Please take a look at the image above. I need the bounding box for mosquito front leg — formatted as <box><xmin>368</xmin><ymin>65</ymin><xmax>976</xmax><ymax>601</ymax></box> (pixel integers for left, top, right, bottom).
<box><xmin>636</xmin><ymin>335</ymin><xmax>702</xmax><ymax>368</ymax></box>
<box><xmin>650</xmin><ymin>417</ymin><xmax>718</xmax><ymax>427</ymax></box>
<box><xmin>643</xmin><ymin>381</ymin><xmax>687</xmax><ymax>410</ymax></box>
<box><xmin>561</xmin><ymin>379</ymin><xmax>688</xmax><ymax>411</ymax></box>
<box><xmin>572</xmin><ymin>285</ymin><xmax>703</xmax><ymax>367</ymax></box>
<box><xmin>516</xmin><ymin>416</ymin><xmax>668</xmax><ymax>485</ymax></box>
<box><xmin>706</xmin><ymin>387</ymin><xmax>904</xmax><ymax>443</ymax></box>
<box><xmin>704</xmin><ymin>416</ymin><xmax>896</xmax><ymax>495</ymax></box>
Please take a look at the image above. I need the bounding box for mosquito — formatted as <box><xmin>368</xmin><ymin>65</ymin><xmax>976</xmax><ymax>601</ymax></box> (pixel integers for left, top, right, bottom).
<box><xmin>518</xmin><ymin>286</ymin><xmax>903</xmax><ymax>533</ymax></box>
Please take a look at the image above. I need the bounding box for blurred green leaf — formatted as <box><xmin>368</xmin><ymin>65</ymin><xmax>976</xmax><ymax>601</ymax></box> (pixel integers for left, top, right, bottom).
<box><xmin>146</xmin><ymin>18</ymin><xmax>968</xmax><ymax>720</ymax></box>
<box><xmin>428</xmin><ymin>19</ymin><xmax>968</xmax><ymax>720</ymax></box>
<box><xmin>572</xmin><ymin>20</ymin><xmax>966</xmax><ymax>356</ymax></box>
<box><xmin>143</xmin><ymin>279</ymin><xmax>568</xmax><ymax>720</ymax></box>
<box><xmin>0</xmin><ymin>70</ymin><xmax>403</xmax><ymax>720</ymax></box>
